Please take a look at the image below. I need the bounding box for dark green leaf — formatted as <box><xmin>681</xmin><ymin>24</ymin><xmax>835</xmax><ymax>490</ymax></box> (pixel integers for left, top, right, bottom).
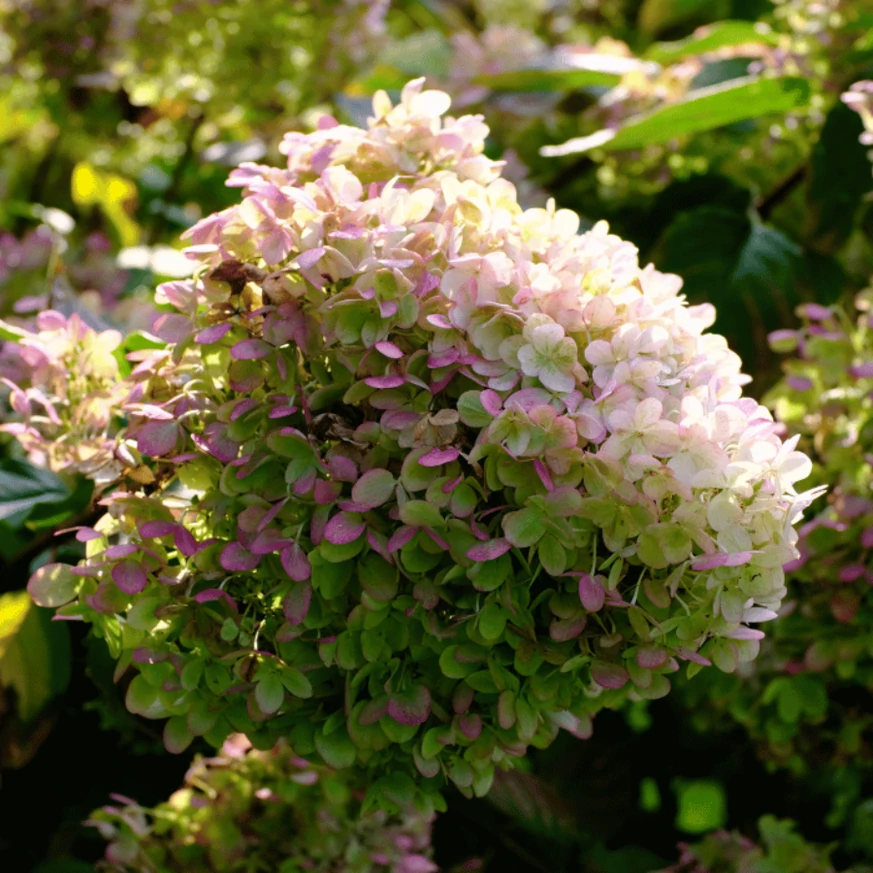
<box><xmin>805</xmin><ymin>102</ymin><xmax>873</xmax><ymax>254</ymax></box>
<box><xmin>0</xmin><ymin>458</ymin><xmax>72</xmax><ymax>530</ymax></box>
<box><xmin>656</xmin><ymin>206</ymin><xmax>801</xmax><ymax>367</ymax></box>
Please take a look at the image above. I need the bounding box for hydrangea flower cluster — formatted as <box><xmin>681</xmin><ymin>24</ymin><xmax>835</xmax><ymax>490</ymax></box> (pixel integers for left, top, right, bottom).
<box><xmin>18</xmin><ymin>80</ymin><xmax>815</xmax><ymax>803</ymax></box>
<box><xmin>89</xmin><ymin>733</ymin><xmax>436</xmax><ymax>873</ymax></box>
<box><xmin>655</xmin><ymin>815</ymin><xmax>852</xmax><ymax>873</ymax></box>
<box><xmin>0</xmin><ymin>311</ymin><xmax>129</xmax><ymax>486</ymax></box>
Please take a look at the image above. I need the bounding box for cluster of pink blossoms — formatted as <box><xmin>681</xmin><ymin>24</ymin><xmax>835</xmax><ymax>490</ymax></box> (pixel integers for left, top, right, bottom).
<box><xmin>90</xmin><ymin>734</ymin><xmax>437</xmax><ymax>873</ymax></box>
<box><xmin>0</xmin><ymin>310</ymin><xmax>130</xmax><ymax>486</ymax></box>
<box><xmin>15</xmin><ymin>79</ymin><xmax>817</xmax><ymax>800</ymax></box>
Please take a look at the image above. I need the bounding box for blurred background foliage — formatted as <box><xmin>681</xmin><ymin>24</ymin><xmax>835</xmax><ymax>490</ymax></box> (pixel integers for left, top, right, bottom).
<box><xmin>4</xmin><ymin>0</ymin><xmax>873</xmax><ymax>871</ymax></box>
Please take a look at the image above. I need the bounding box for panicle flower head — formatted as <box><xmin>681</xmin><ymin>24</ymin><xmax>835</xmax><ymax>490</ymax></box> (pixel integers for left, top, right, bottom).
<box><xmin>20</xmin><ymin>79</ymin><xmax>815</xmax><ymax>805</ymax></box>
<box><xmin>656</xmin><ymin>815</ymin><xmax>841</xmax><ymax>873</ymax></box>
<box><xmin>1</xmin><ymin>310</ymin><xmax>127</xmax><ymax>485</ymax></box>
<box><xmin>89</xmin><ymin>734</ymin><xmax>436</xmax><ymax>873</ymax></box>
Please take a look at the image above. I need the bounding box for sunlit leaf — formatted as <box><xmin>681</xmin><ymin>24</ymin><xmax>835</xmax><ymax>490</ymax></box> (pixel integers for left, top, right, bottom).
<box><xmin>71</xmin><ymin>161</ymin><xmax>140</xmax><ymax>247</ymax></box>
<box><xmin>0</xmin><ymin>590</ymin><xmax>70</xmax><ymax>724</ymax></box>
<box><xmin>542</xmin><ymin>77</ymin><xmax>810</xmax><ymax>156</ymax></box>
<box><xmin>646</xmin><ymin>20</ymin><xmax>778</xmax><ymax>64</ymax></box>
<box><xmin>476</xmin><ymin>60</ymin><xmax>624</xmax><ymax>93</ymax></box>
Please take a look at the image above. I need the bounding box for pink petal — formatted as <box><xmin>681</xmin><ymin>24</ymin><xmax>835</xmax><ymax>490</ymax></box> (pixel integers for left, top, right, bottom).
<box><xmin>676</xmin><ymin>647</ymin><xmax>712</xmax><ymax>666</ymax></box>
<box><xmin>283</xmin><ymin>580</ymin><xmax>312</xmax><ymax>625</ymax></box>
<box><xmin>229</xmin><ymin>398</ymin><xmax>259</xmax><ymax>421</ymax></box>
<box><xmin>419</xmin><ymin>446</ymin><xmax>460</xmax><ymax>467</ymax></box>
<box><xmin>104</xmin><ymin>544</ymin><xmax>138</xmax><ymax>559</ymax></box>
<box><xmin>280</xmin><ymin>543</ymin><xmax>312</xmax><ymax>582</ymax></box>
<box><xmin>137</xmin><ymin>420</ymin><xmax>180</xmax><ymax>457</ymax></box>
<box><xmin>457</xmin><ymin>712</ymin><xmax>483</xmax><ymax>740</ymax></box>
<box><xmin>193</xmin><ymin>589</ymin><xmax>239</xmax><ymax>611</ymax></box>
<box><xmin>324</xmin><ymin>512</ymin><xmax>366</xmax><ymax>545</ymax></box>
<box><xmin>636</xmin><ymin>648</ymin><xmax>668</xmax><ymax>669</ymax></box>
<box><xmin>577</xmin><ymin>573</ymin><xmax>605</xmax><ymax>612</ymax></box>
<box><xmin>195</xmin><ymin>322</ymin><xmax>233</xmax><ymax>344</ymax></box>
<box><xmin>112</xmin><ymin>561</ymin><xmax>148</xmax><ymax>594</ymax></box>
<box><xmin>691</xmin><ymin>551</ymin><xmax>753</xmax><ymax>571</ymax></box>
<box><xmin>174</xmin><ymin>527</ymin><xmax>200</xmax><ymax>556</ymax></box>
<box><xmin>533</xmin><ymin>459</ymin><xmax>554</xmax><ymax>491</ymax></box>
<box><xmin>364</xmin><ymin>374</ymin><xmax>405</xmax><ymax>389</ymax></box>
<box><xmin>153</xmin><ymin>313</ymin><xmax>192</xmax><ymax>343</ymax></box>
<box><xmin>480</xmin><ymin>389</ymin><xmax>503</xmax><ymax>415</ymax></box>
<box><xmin>466</xmin><ymin>538</ymin><xmax>512</xmax><ymax>562</ymax></box>
<box><xmin>231</xmin><ymin>339</ymin><xmax>272</xmax><ymax>360</ymax></box>
<box><xmin>297</xmin><ymin>246</ymin><xmax>325</xmax><ymax>269</ymax></box>
<box><xmin>387</xmin><ymin>525</ymin><xmax>417</xmax><ymax>552</ymax></box>
<box><xmin>140</xmin><ymin>521</ymin><xmax>178</xmax><ymax>538</ymax></box>
<box><xmin>375</xmin><ymin>340</ymin><xmax>404</xmax><ymax>359</ymax></box>
<box><xmin>326</xmin><ymin>455</ymin><xmax>357</xmax><ymax>482</ymax></box>
<box><xmin>591</xmin><ymin>661</ymin><xmax>629</xmax><ymax>689</ymax></box>
<box><xmin>387</xmin><ymin>685</ymin><xmax>431</xmax><ymax>726</ymax></box>
<box><xmin>220</xmin><ymin>542</ymin><xmax>261</xmax><ymax>572</ymax></box>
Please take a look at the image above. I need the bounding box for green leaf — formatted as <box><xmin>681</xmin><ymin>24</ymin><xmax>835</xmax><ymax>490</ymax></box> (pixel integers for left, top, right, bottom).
<box><xmin>503</xmin><ymin>506</ymin><xmax>547</xmax><ymax>548</ymax></box>
<box><xmin>180</xmin><ymin>658</ymin><xmax>205</xmax><ymax>692</ymax></box>
<box><xmin>255</xmin><ymin>672</ymin><xmax>285</xmax><ymax>714</ymax></box>
<box><xmin>776</xmin><ymin>682</ymin><xmax>803</xmax><ymax>724</ymax></box>
<box><xmin>469</xmin><ymin>552</ymin><xmax>512</xmax><ymax>592</ymax></box>
<box><xmin>542</xmin><ymin>77</ymin><xmax>810</xmax><ymax>156</ymax></box>
<box><xmin>163</xmin><ymin>715</ymin><xmax>195</xmax><ymax>754</ymax></box>
<box><xmin>646</xmin><ymin>20</ymin><xmax>778</xmax><ymax>64</ymax></box>
<box><xmin>352</xmin><ymin>468</ymin><xmax>396</xmax><ymax>508</ymax></box>
<box><xmin>638</xmin><ymin>0</ymin><xmax>728</xmax><ymax>35</ymax></box>
<box><xmin>457</xmin><ymin>391</ymin><xmax>492</xmax><ymax>428</ymax></box>
<box><xmin>475</xmin><ymin>59</ymin><xmax>623</xmax><ymax>93</ymax></box>
<box><xmin>805</xmin><ymin>102</ymin><xmax>873</xmax><ymax>254</ymax></box>
<box><xmin>28</xmin><ymin>563</ymin><xmax>79</xmax><ymax>608</ymax></box>
<box><xmin>439</xmin><ymin>646</ymin><xmax>478</xmax><ymax>679</ymax></box>
<box><xmin>478</xmin><ymin>603</ymin><xmax>508</xmax><ymax>641</ymax></box>
<box><xmin>358</xmin><ymin>552</ymin><xmax>398</xmax><ymax>603</ymax></box>
<box><xmin>0</xmin><ymin>458</ymin><xmax>71</xmax><ymax>530</ymax></box>
<box><xmin>674</xmin><ymin>779</ymin><xmax>727</xmax><ymax>834</ymax></box>
<box><xmin>314</xmin><ymin>725</ymin><xmax>357</xmax><ymax>769</ymax></box>
<box><xmin>0</xmin><ymin>590</ymin><xmax>71</xmax><ymax>723</ymax></box>
<box><xmin>538</xmin><ymin>536</ymin><xmax>567</xmax><ymax>576</ymax></box>
<box><xmin>656</xmin><ymin>206</ymin><xmax>801</xmax><ymax>367</ymax></box>
<box><xmin>278</xmin><ymin>665</ymin><xmax>313</xmax><ymax>699</ymax></box>
<box><xmin>398</xmin><ymin>500</ymin><xmax>445</xmax><ymax>529</ymax></box>
<box><xmin>465</xmin><ymin>670</ymin><xmax>500</xmax><ymax>694</ymax></box>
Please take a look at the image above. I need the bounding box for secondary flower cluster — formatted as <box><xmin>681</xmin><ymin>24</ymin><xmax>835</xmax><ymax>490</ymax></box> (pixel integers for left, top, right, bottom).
<box><xmin>19</xmin><ymin>80</ymin><xmax>815</xmax><ymax>802</ymax></box>
<box><xmin>655</xmin><ymin>815</ymin><xmax>853</xmax><ymax>873</ymax></box>
<box><xmin>0</xmin><ymin>310</ymin><xmax>129</xmax><ymax>486</ymax></box>
<box><xmin>90</xmin><ymin>733</ymin><xmax>437</xmax><ymax>873</ymax></box>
